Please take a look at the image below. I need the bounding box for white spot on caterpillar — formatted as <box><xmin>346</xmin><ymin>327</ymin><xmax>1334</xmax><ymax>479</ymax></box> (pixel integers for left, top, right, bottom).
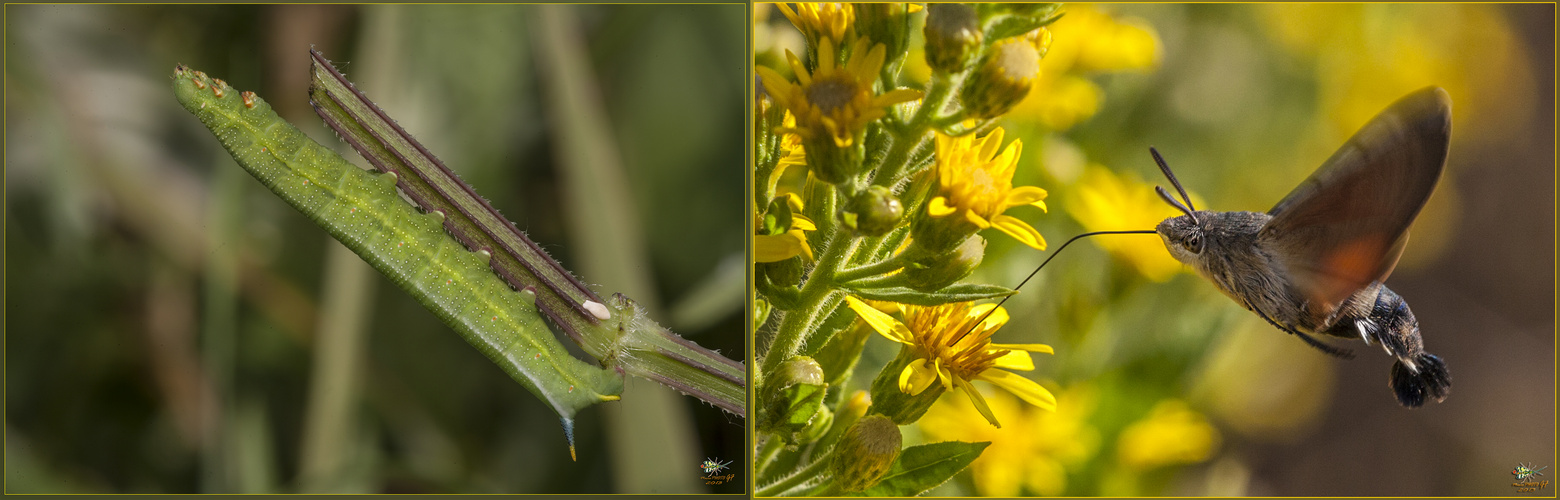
<box><xmin>583</xmin><ymin>300</ymin><xmax>610</xmax><ymax>320</ymax></box>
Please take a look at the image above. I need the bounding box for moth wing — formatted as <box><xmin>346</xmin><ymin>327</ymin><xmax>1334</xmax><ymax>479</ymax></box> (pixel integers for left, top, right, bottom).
<box><xmin>1260</xmin><ymin>86</ymin><xmax>1451</xmax><ymax>314</ymax></box>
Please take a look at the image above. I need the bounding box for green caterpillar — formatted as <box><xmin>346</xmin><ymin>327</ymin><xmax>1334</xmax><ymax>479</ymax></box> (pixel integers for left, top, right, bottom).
<box><xmin>170</xmin><ymin>65</ymin><xmax>622</xmax><ymax>458</ymax></box>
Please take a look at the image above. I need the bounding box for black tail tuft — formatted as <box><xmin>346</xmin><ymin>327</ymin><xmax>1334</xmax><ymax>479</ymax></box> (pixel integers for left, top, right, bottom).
<box><xmin>1390</xmin><ymin>353</ymin><xmax>1451</xmax><ymax>407</ymax></box>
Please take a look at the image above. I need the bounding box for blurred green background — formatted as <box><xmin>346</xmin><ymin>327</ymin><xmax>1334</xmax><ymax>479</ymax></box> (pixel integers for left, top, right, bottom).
<box><xmin>6</xmin><ymin>4</ymin><xmax>745</xmax><ymax>494</ymax></box>
<box><xmin>753</xmin><ymin>2</ymin><xmax>1554</xmax><ymax>496</ymax></box>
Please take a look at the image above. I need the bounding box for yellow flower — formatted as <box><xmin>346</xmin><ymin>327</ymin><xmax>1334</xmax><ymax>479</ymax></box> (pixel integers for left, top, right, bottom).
<box><xmin>755</xmin><ymin>193</ymin><xmax>817</xmax><ymax>263</ymax></box>
<box><xmin>922</xmin><ymin>127</ymin><xmax>1049</xmax><ymax>250</ymax></box>
<box><xmin>757</xmin><ymin>38</ymin><xmax>923</xmax><ymax>149</ymax></box>
<box><xmin>1063</xmin><ymin>165</ymin><xmax>1195</xmax><ymax>282</ymax></box>
<box><xmin>1116</xmin><ymin>399</ymin><xmax>1221</xmax><ymax>470</ymax></box>
<box><xmin>766</xmin><ymin>112</ymin><xmax>809</xmax><ymax>195</ymax></box>
<box><xmin>776</xmin><ymin>2</ymin><xmax>855</xmax><ymax>51</ymax></box>
<box><xmin>920</xmin><ymin>384</ymin><xmax>1102</xmax><ymax>496</ymax></box>
<box><xmin>845</xmin><ymin>296</ymin><xmax>1055</xmax><ymax>427</ymax></box>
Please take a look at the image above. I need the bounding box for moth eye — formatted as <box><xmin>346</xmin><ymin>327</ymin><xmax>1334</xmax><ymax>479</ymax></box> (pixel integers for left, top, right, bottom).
<box><xmin>1184</xmin><ymin>233</ymin><xmax>1203</xmax><ymax>254</ymax></box>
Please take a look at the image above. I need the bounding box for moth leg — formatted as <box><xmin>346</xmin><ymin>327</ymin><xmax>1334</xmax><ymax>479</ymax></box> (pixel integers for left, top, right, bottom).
<box><xmin>1250</xmin><ymin>305</ymin><xmax>1356</xmax><ymax>359</ymax></box>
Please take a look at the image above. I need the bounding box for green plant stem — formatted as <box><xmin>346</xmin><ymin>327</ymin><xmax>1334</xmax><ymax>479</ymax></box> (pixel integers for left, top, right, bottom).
<box><xmin>760</xmin><ymin>229</ymin><xmax>858</xmax><ymax>377</ymax></box>
<box><xmin>834</xmin><ymin>252</ymin><xmax>910</xmax><ymax>284</ymax></box>
<box><xmin>756</xmin><ymin>435</ymin><xmax>785</xmax><ymax>478</ymax></box>
<box><xmin>757</xmin><ymin>453</ymin><xmax>835</xmax><ymax>497</ymax></box>
<box><xmin>872</xmin><ymin>72</ymin><xmax>961</xmax><ymax>188</ymax></box>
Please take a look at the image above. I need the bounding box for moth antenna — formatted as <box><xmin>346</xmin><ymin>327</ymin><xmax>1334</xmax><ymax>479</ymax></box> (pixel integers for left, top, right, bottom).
<box><xmin>952</xmin><ymin>229</ymin><xmax>1158</xmax><ymax>344</ymax></box>
<box><xmin>1155</xmin><ymin>185</ymin><xmax>1199</xmax><ymax>224</ymax></box>
<box><xmin>1150</xmin><ymin>147</ymin><xmax>1196</xmax><ymax>210</ymax></box>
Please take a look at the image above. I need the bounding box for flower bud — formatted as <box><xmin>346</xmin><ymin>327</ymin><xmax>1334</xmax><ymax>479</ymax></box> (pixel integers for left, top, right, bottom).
<box><xmin>759</xmin><ymin>357</ymin><xmax>830</xmax><ymax>446</ymax></box>
<box><xmin>910</xmin><ymin>206</ymin><xmax>979</xmax><ymax>255</ymax></box>
<box><xmin>798</xmin><ymin>405</ymin><xmax>834</xmax><ymax>444</ymax></box>
<box><xmin>778</xmin><ymin>356</ymin><xmax>826</xmax><ymax>387</ymax></box>
<box><xmin>842</xmin><ymin>185</ymin><xmax>904</xmax><ymax>236</ymax></box>
<box><xmin>961</xmin><ymin>37</ymin><xmax>1041</xmax><ymax>119</ymax></box>
<box><xmin>868</xmin><ymin>346</ymin><xmax>947</xmax><ymax>425</ymax></box>
<box><xmin>903</xmin><ymin>235</ymin><xmax>986</xmax><ymax>291</ymax></box>
<box><xmin>831</xmin><ymin>415</ymin><xmax>902</xmax><ymax>493</ymax></box>
<box><xmin>761</xmin><ymin>255</ymin><xmax>804</xmax><ymax>286</ymax></box>
<box><xmin>805</xmin><ymin>134</ymin><xmax>865</xmax><ymax>184</ymax></box>
<box><xmin>855</xmin><ymin>3</ymin><xmax>912</xmax><ymax>70</ymax></box>
<box><xmin>923</xmin><ymin>4</ymin><xmax>982</xmax><ymax>74</ymax></box>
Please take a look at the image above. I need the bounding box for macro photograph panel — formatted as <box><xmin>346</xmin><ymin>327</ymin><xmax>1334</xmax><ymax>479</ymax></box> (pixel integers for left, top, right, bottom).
<box><xmin>6</xmin><ymin>3</ymin><xmax>746</xmax><ymax>494</ymax></box>
<box><xmin>752</xmin><ymin>3</ymin><xmax>1554</xmax><ymax>496</ymax></box>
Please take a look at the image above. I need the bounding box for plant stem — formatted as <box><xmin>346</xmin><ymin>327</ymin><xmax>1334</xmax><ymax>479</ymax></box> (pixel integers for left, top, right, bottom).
<box><xmin>756</xmin><ymin>435</ymin><xmax>785</xmax><ymax>479</ymax></box>
<box><xmin>761</xmin><ymin>229</ymin><xmax>859</xmax><ymax>376</ymax></box>
<box><xmin>757</xmin><ymin>453</ymin><xmax>835</xmax><ymax>497</ymax></box>
<box><xmin>872</xmin><ymin>72</ymin><xmax>961</xmax><ymax>188</ymax></box>
<box><xmin>834</xmin><ymin>252</ymin><xmax>910</xmax><ymax>283</ymax></box>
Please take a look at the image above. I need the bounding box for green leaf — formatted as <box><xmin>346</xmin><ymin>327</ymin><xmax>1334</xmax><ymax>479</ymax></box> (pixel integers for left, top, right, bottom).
<box><xmin>846</xmin><ymin>283</ymin><xmax>1016</xmax><ymax>306</ymax></box>
<box><xmin>309</xmin><ymin>50</ymin><xmax>614</xmax><ymax>358</ymax></box>
<box><xmin>171</xmin><ymin>66</ymin><xmax>624</xmax><ymax>454</ymax></box>
<box><xmin>856</xmin><ymin>441</ymin><xmax>990</xmax><ymax>497</ymax></box>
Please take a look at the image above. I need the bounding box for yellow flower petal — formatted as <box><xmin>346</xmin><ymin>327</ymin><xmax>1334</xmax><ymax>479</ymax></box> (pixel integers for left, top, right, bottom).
<box><xmin>851</xmin><ymin>41</ymin><xmax>887</xmax><ymax>82</ymax></box>
<box><xmin>846</xmin><ymin>296</ymin><xmax>913</xmax><ymax>344</ymax></box>
<box><xmin>977</xmin><ymin>128</ymin><xmax>1005</xmax><ymax>160</ymax></box>
<box><xmin>990</xmin><ymin>343</ymin><xmax>1055</xmax><ymax>355</ymax></box>
<box><xmin>873</xmin><ymin>88</ymin><xmax>925</xmax><ymax>107</ymax></box>
<box><xmin>935</xmin><ymin>357</ymin><xmax>954</xmax><ymax>391</ymax></box>
<box><xmin>755</xmin><ymin>232</ymin><xmax>805</xmax><ymax>263</ymax></box>
<box><xmin>991</xmin><ymin>350</ymin><xmax>1035</xmax><ymax>371</ymax></box>
<box><xmin>756</xmin><ymin>66</ymin><xmax>796</xmax><ymax>107</ymax></box>
<box><xmin>965</xmin><ymin>209</ymin><xmax>992</xmax><ymax>229</ymax></box>
<box><xmin>791</xmin><ymin>214</ymin><xmax>817</xmax><ymax>231</ymax></box>
<box><xmin>817</xmin><ymin>37</ymin><xmax>837</xmax><ymax>72</ymax></box>
<box><xmin>928</xmin><ymin>196</ymin><xmax>957</xmax><ymax>217</ymax></box>
<box><xmin>956</xmin><ymin>377</ymin><xmax>1002</xmax><ymax>427</ymax></box>
<box><xmin>969</xmin><ymin>303</ymin><xmax>1009</xmax><ymax>329</ymax></box>
<box><xmin>901</xmin><ymin>358</ymin><xmax>939</xmax><ymax>395</ymax></box>
<box><xmin>990</xmin><ymin>214</ymin><xmax>1046</xmax><ymax>250</ymax></box>
<box><xmin>1004</xmin><ymin>186</ymin><xmax>1049</xmax><ymax>209</ymax></box>
<box><xmin>977</xmin><ymin>369</ymin><xmax>1057</xmax><ymax>411</ymax></box>
<box><xmin>784</xmin><ymin>49</ymin><xmax>811</xmax><ymax>87</ymax></box>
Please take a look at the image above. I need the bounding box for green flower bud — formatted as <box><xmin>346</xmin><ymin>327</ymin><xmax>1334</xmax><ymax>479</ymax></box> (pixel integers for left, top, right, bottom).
<box><xmin>842</xmin><ymin>185</ymin><xmax>904</xmax><ymax>236</ymax></box>
<box><xmin>868</xmin><ymin>346</ymin><xmax>947</xmax><ymax>425</ymax></box>
<box><xmin>778</xmin><ymin>356</ymin><xmax>826</xmax><ymax>387</ymax></box>
<box><xmin>759</xmin><ymin>356</ymin><xmax>830</xmax><ymax>446</ymax></box>
<box><xmin>831</xmin><ymin>415</ymin><xmax>902</xmax><ymax>493</ymax></box>
<box><xmin>909</xmin><ymin>205</ymin><xmax>979</xmax><ymax>255</ymax></box>
<box><xmin>903</xmin><ymin>235</ymin><xmax>986</xmax><ymax>292</ymax></box>
<box><xmin>761</xmin><ymin>256</ymin><xmax>804</xmax><ymax>287</ymax></box>
<box><xmin>855</xmin><ymin>3</ymin><xmax>912</xmax><ymax>70</ymax></box>
<box><xmin>961</xmin><ymin>37</ymin><xmax>1041</xmax><ymax>119</ymax></box>
<box><xmin>754</xmin><ymin>298</ymin><xmax>773</xmax><ymax>332</ymax></box>
<box><xmin>923</xmin><ymin>4</ymin><xmax>982</xmax><ymax>74</ymax></box>
<box><xmin>804</xmin><ymin>133</ymin><xmax>866</xmax><ymax>185</ymax></box>
<box><xmin>798</xmin><ymin>405</ymin><xmax>834</xmax><ymax>444</ymax></box>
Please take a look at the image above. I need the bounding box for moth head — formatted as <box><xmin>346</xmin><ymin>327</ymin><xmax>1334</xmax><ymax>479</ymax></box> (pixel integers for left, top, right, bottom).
<box><xmin>1148</xmin><ymin>147</ymin><xmax>1207</xmax><ymax>263</ymax></box>
<box><xmin>1156</xmin><ymin>214</ymin><xmax>1207</xmax><ymax>263</ymax></box>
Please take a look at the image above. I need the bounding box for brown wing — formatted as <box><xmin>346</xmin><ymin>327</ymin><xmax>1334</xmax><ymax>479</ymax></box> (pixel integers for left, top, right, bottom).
<box><xmin>1260</xmin><ymin>86</ymin><xmax>1451</xmax><ymax>315</ymax></box>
